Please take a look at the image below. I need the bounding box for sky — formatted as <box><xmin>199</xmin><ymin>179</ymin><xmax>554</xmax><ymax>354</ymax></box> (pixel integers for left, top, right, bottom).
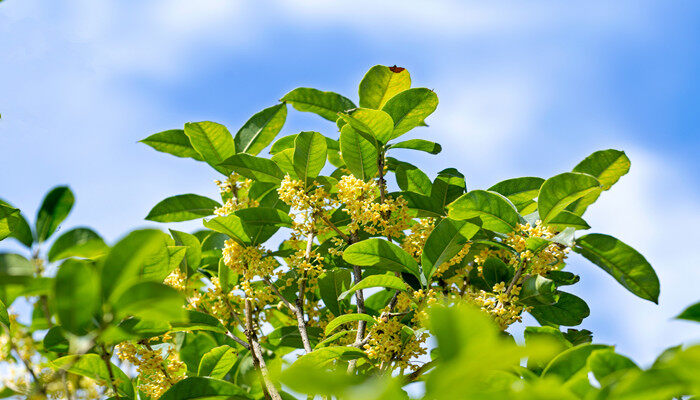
<box><xmin>0</xmin><ymin>0</ymin><xmax>699</xmax><ymax>366</ymax></box>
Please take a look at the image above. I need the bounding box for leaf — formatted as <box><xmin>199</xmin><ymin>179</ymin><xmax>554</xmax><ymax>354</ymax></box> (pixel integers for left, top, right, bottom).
<box><xmin>0</xmin><ymin>204</ymin><xmax>19</xmax><ymax>242</ymax></box>
<box><xmin>170</xmin><ymin>229</ymin><xmax>202</xmax><ymax>273</ymax></box>
<box><xmin>52</xmin><ymin>354</ymin><xmax>135</xmax><ymax>398</ymax></box>
<box><xmin>218</xmin><ymin>153</ymin><xmax>285</xmax><ymax>184</ymax></box>
<box><xmin>35</xmin><ymin>186</ymin><xmax>74</xmax><ymax>242</ymax></box>
<box><xmin>393</xmin><ymin>162</ymin><xmax>432</xmax><ymax>195</ymax></box>
<box><xmin>113</xmin><ymin>281</ymin><xmax>185</xmax><ymax>323</ymax></box>
<box><xmin>421</xmin><ymin>218</ymin><xmax>479</xmax><ymax>280</ymax></box>
<box><xmin>198</xmin><ymin>345</ymin><xmax>237</xmax><ymax>379</ymax></box>
<box><xmin>270</xmin><ymin>148</ymin><xmax>297</xmax><ymax>178</ymax></box>
<box><xmin>159</xmin><ymin>377</ymin><xmax>250</xmax><ymax>400</ymax></box>
<box><xmin>430</xmin><ymin>168</ymin><xmax>467</xmax><ymax>213</ymax></box>
<box><xmin>389</xmin><ymin>139</ymin><xmax>442</xmax><ymax>154</ymax></box>
<box><xmin>541</xmin><ymin>343</ymin><xmax>610</xmax><ymax>381</ymax></box>
<box><xmin>574</xmin><ymin>234</ymin><xmax>659</xmax><ymax>303</ymax></box>
<box><xmin>342</xmin><ymin>238</ymin><xmax>421</xmax><ymax>279</ymax></box>
<box><xmin>382</xmin><ymin>88</ymin><xmax>438</xmax><ymax>138</ymax></box>
<box><xmin>170</xmin><ymin>310</ymin><xmax>228</xmax><ymax>334</ymax></box>
<box><xmin>101</xmin><ymin>229</ymin><xmax>167</xmax><ymax>301</ymax></box>
<box><xmin>235</xmin><ymin>207</ymin><xmax>292</xmax><ymax>226</ymax></box>
<box><xmin>447</xmin><ymin>190</ymin><xmax>519</xmax><ymax>233</ymax></box>
<box><xmin>518</xmin><ymin>276</ymin><xmax>559</xmax><ymax>306</ymax></box>
<box><xmin>546</xmin><ymin>210</ymin><xmax>591</xmax><ymax>231</ymax></box>
<box><xmin>488</xmin><ymin>177</ymin><xmax>544</xmax><ymax>212</ymax></box>
<box><xmin>204</xmin><ymin>208</ymin><xmax>290</xmax><ymax>245</ymax></box>
<box><xmin>537</xmin><ymin>172</ymin><xmax>601</xmax><ymax>224</ymax></box>
<box><xmin>529</xmin><ymin>292</ymin><xmax>590</xmax><ymax>327</ymax></box>
<box><xmin>318</xmin><ymin>269</ymin><xmax>352</xmax><ymax>316</ymax></box>
<box><xmin>55</xmin><ymin>259</ymin><xmax>100</xmax><ymax>334</ymax></box>
<box><xmin>146</xmin><ymin>194</ymin><xmax>221</xmax><ymax>222</ymax></box>
<box><xmin>676</xmin><ymin>302</ymin><xmax>700</xmax><ymax>323</ymax></box>
<box><xmin>267</xmin><ymin>326</ymin><xmax>324</xmax><ymax>349</ymax></box>
<box><xmin>183</xmin><ymin>121</ymin><xmax>236</xmax><ymax>175</ymax></box>
<box><xmin>398</xmin><ymin>191</ymin><xmax>443</xmax><ymax>218</ymax></box>
<box><xmin>0</xmin><ymin>253</ymin><xmax>35</xmax><ymax>276</ymax></box>
<box><xmin>337</xmin><ymin>274</ymin><xmax>408</xmax><ymax>301</ymax></box>
<box><xmin>47</xmin><ymin>228</ymin><xmax>108</xmax><ymax>262</ymax></box>
<box><xmin>294</xmin><ymin>131</ymin><xmax>327</xmax><ymax>185</ymax></box>
<box><xmin>281</xmin><ymin>87</ymin><xmax>356</xmax><ymax>122</ymax></box>
<box><xmin>339</xmin><ymin>124</ymin><xmax>378</xmax><ymax>181</ymax></box>
<box><xmin>324</xmin><ymin>313</ymin><xmax>377</xmax><ymax>335</ymax></box>
<box><xmin>587</xmin><ymin>349</ymin><xmax>638</xmax><ymax>383</ymax></box>
<box><xmin>545</xmin><ymin>271</ymin><xmax>580</xmax><ymax>286</ymax></box>
<box><xmin>0</xmin><ymin>298</ymin><xmax>9</xmax><ymax>329</ymax></box>
<box><xmin>0</xmin><ymin>200</ymin><xmax>33</xmax><ymax>247</ymax></box>
<box><xmin>269</xmin><ymin>133</ymin><xmax>297</xmax><ymax>154</ymax></box>
<box><xmin>290</xmin><ymin>346</ymin><xmax>367</xmax><ymax>368</ymax></box>
<box><xmin>567</xmin><ymin>150</ymin><xmax>631</xmax><ymax>216</ymax></box>
<box><xmin>481</xmin><ymin>257</ymin><xmax>514</xmax><ymax>288</ymax></box>
<box><xmin>234</xmin><ymin>103</ymin><xmax>287</xmax><ymax>155</ymax></box>
<box><xmin>43</xmin><ymin>326</ymin><xmax>69</xmax><ymax>353</ymax></box>
<box><xmin>203</xmin><ymin>215</ymin><xmax>249</xmax><ymax>243</ymax></box>
<box><xmin>359</xmin><ymin>65</ymin><xmax>411</xmax><ymax>109</ymax></box>
<box><xmin>339</xmin><ymin>108</ymin><xmax>394</xmax><ymax>144</ymax></box>
<box><xmin>140</xmin><ymin>129</ymin><xmax>204</xmax><ymax>161</ymax></box>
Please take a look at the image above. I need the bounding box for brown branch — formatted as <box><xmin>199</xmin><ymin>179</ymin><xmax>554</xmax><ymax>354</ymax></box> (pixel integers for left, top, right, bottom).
<box><xmin>244</xmin><ymin>299</ymin><xmax>282</xmax><ymax>400</ymax></box>
<box><xmin>319</xmin><ymin>213</ymin><xmax>351</xmax><ymax>243</ymax></box>
<box><xmin>402</xmin><ymin>359</ymin><xmax>438</xmax><ymax>384</ymax></box>
<box><xmin>294</xmin><ymin>231</ymin><xmax>315</xmax><ymax>354</ymax></box>
<box><xmin>505</xmin><ymin>261</ymin><xmax>526</xmax><ymax>295</ymax></box>
<box><xmin>100</xmin><ymin>345</ymin><xmax>121</xmax><ymax>400</ymax></box>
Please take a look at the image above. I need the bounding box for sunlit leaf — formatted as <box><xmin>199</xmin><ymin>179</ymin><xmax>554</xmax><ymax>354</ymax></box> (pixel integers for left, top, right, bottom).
<box><xmin>359</xmin><ymin>65</ymin><xmax>411</xmax><ymax>109</ymax></box>
<box><xmin>234</xmin><ymin>103</ymin><xmax>287</xmax><ymax>155</ymax></box>
<box><xmin>146</xmin><ymin>194</ymin><xmax>221</xmax><ymax>222</ymax></box>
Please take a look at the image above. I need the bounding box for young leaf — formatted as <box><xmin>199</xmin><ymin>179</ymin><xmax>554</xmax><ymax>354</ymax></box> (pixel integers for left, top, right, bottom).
<box><xmin>47</xmin><ymin>227</ymin><xmax>108</xmax><ymax>262</ymax></box>
<box><xmin>676</xmin><ymin>302</ymin><xmax>700</xmax><ymax>323</ymax></box>
<box><xmin>146</xmin><ymin>194</ymin><xmax>221</xmax><ymax>222</ymax></box>
<box><xmin>183</xmin><ymin>121</ymin><xmax>236</xmax><ymax>175</ymax></box>
<box><xmin>291</xmin><ymin>346</ymin><xmax>367</xmax><ymax>368</ymax></box>
<box><xmin>573</xmin><ymin>149</ymin><xmax>630</xmax><ymax>191</ymax></box>
<box><xmin>574</xmin><ymin>233</ymin><xmax>660</xmax><ymax>303</ymax></box>
<box><xmin>421</xmin><ymin>218</ymin><xmax>479</xmax><ymax>280</ymax></box>
<box><xmin>36</xmin><ymin>186</ymin><xmax>74</xmax><ymax>242</ymax></box>
<box><xmin>0</xmin><ymin>253</ymin><xmax>35</xmax><ymax>276</ymax></box>
<box><xmin>382</xmin><ymin>88</ymin><xmax>438</xmax><ymax>138</ymax></box>
<box><xmin>359</xmin><ymin>65</ymin><xmax>411</xmax><ymax>109</ymax></box>
<box><xmin>269</xmin><ymin>133</ymin><xmax>297</xmax><ymax>154</ymax></box>
<box><xmin>281</xmin><ymin>87</ymin><xmax>356</xmax><ymax>122</ymax></box>
<box><xmin>343</xmin><ymin>238</ymin><xmax>421</xmax><ymax>279</ymax></box>
<box><xmin>294</xmin><ymin>131</ymin><xmax>327</xmax><ymax>185</ymax></box>
<box><xmin>234</xmin><ymin>103</ymin><xmax>287</xmax><ymax>155</ymax></box>
<box><xmin>0</xmin><ymin>299</ymin><xmax>10</xmax><ymax>329</ymax></box>
<box><xmin>55</xmin><ymin>259</ymin><xmax>99</xmax><ymax>334</ymax></box>
<box><xmin>198</xmin><ymin>345</ymin><xmax>237</xmax><ymax>379</ymax></box>
<box><xmin>325</xmin><ymin>313</ymin><xmax>376</xmax><ymax>335</ymax></box>
<box><xmin>529</xmin><ymin>292</ymin><xmax>590</xmax><ymax>327</ymax></box>
<box><xmin>140</xmin><ymin>129</ymin><xmax>204</xmax><ymax>161</ymax></box>
<box><xmin>389</xmin><ymin>139</ymin><xmax>442</xmax><ymax>154</ymax></box>
<box><xmin>337</xmin><ymin>273</ymin><xmax>409</xmax><ymax>301</ymax></box>
<box><xmin>339</xmin><ymin>108</ymin><xmax>393</xmax><ymax>145</ymax></box>
<box><xmin>339</xmin><ymin>125</ymin><xmax>378</xmax><ymax>181</ymax></box>
<box><xmin>218</xmin><ymin>153</ymin><xmax>285</xmax><ymax>184</ymax></box>
<box><xmin>447</xmin><ymin>190</ymin><xmax>519</xmax><ymax>233</ymax></box>
<box><xmin>537</xmin><ymin>172</ymin><xmax>601</xmax><ymax>224</ymax></box>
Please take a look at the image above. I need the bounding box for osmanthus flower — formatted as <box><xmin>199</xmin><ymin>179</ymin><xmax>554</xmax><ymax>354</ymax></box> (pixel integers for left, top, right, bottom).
<box><xmin>116</xmin><ymin>336</ymin><xmax>186</xmax><ymax>399</ymax></box>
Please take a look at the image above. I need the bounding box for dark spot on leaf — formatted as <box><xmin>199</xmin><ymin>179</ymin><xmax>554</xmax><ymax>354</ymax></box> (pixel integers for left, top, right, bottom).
<box><xmin>389</xmin><ymin>65</ymin><xmax>405</xmax><ymax>73</ymax></box>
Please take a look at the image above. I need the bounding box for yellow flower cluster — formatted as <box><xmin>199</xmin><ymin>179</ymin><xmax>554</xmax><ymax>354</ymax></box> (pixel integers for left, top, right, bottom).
<box><xmin>222</xmin><ymin>240</ymin><xmax>278</xmax><ymax>281</ymax></box>
<box><xmin>363</xmin><ymin>317</ymin><xmax>428</xmax><ymax>372</ymax></box>
<box><xmin>214</xmin><ymin>173</ymin><xmax>257</xmax><ymax>216</ymax></box>
<box><xmin>163</xmin><ymin>269</ymin><xmax>187</xmax><ymax>291</ymax></box>
<box><xmin>505</xmin><ymin>222</ymin><xmax>569</xmax><ymax>276</ymax></box>
<box><xmin>278</xmin><ymin>175</ymin><xmax>338</xmax><ymax>235</ymax></box>
<box><xmin>465</xmin><ymin>283</ymin><xmax>528</xmax><ymax>330</ymax></box>
<box><xmin>116</xmin><ymin>337</ymin><xmax>186</xmax><ymax>399</ymax></box>
<box><xmin>337</xmin><ymin>175</ymin><xmax>411</xmax><ymax>239</ymax></box>
<box><xmin>401</xmin><ymin>217</ymin><xmax>435</xmax><ymax>261</ymax></box>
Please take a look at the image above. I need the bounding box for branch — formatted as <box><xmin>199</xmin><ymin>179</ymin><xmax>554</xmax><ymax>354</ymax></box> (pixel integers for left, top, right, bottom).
<box><xmin>505</xmin><ymin>261</ymin><xmax>526</xmax><ymax>295</ymax></box>
<box><xmin>402</xmin><ymin>359</ymin><xmax>438</xmax><ymax>384</ymax></box>
<box><xmin>100</xmin><ymin>345</ymin><xmax>121</xmax><ymax>400</ymax></box>
<box><xmin>319</xmin><ymin>213</ymin><xmax>351</xmax><ymax>243</ymax></box>
<box><xmin>262</xmin><ymin>277</ymin><xmax>297</xmax><ymax>313</ymax></box>
<box><xmin>244</xmin><ymin>299</ymin><xmax>282</xmax><ymax>400</ymax></box>
<box><xmin>294</xmin><ymin>231</ymin><xmax>315</xmax><ymax>354</ymax></box>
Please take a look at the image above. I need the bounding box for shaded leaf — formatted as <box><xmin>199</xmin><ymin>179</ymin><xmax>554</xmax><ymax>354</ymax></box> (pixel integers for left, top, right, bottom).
<box><xmin>55</xmin><ymin>259</ymin><xmax>99</xmax><ymax>334</ymax></box>
<box><xmin>36</xmin><ymin>186</ymin><xmax>74</xmax><ymax>242</ymax></box>
<box><xmin>421</xmin><ymin>218</ymin><xmax>479</xmax><ymax>280</ymax></box>
<box><xmin>382</xmin><ymin>88</ymin><xmax>438</xmax><ymax>138</ymax></box>
<box><xmin>343</xmin><ymin>238</ymin><xmax>421</xmax><ymax>279</ymax></box>
<box><xmin>338</xmin><ymin>274</ymin><xmax>408</xmax><ymax>301</ymax></box>
<box><xmin>339</xmin><ymin>124</ymin><xmax>378</xmax><ymax>181</ymax></box>
<box><xmin>389</xmin><ymin>139</ymin><xmax>442</xmax><ymax>154</ymax></box>
<box><xmin>218</xmin><ymin>153</ymin><xmax>285</xmax><ymax>184</ymax></box>
<box><xmin>282</xmin><ymin>88</ymin><xmax>355</xmax><ymax>122</ymax></box>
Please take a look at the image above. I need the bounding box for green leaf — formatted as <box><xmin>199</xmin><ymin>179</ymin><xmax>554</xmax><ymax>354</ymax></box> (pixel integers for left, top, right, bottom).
<box><xmin>0</xmin><ymin>298</ymin><xmax>9</xmax><ymax>329</ymax></box>
<box><xmin>529</xmin><ymin>292</ymin><xmax>590</xmax><ymax>327</ymax></box>
<box><xmin>0</xmin><ymin>204</ymin><xmax>19</xmax><ymax>242</ymax></box>
<box><xmin>0</xmin><ymin>253</ymin><xmax>35</xmax><ymax>276</ymax></box>
<box><xmin>563</xmin><ymin>329</ymin><xmax>593</xmax><ymax>346</ymax></box>
<box><xmin>574</xmin><ymin>234</ymin><xmax>659</xmax><ymax>303</ymax></box>
<box><xmin>267</xmin><ymin>326</ymin><xmax>324</xmax><ymax>349</ymax></box>
<box><xmin>546</xmin><ymin>210</ymin><xmax>591</xmax><ymax>231</ymax></box>
<box><xmin>325</xmin><ymin>313</ymin><xmax>377</xmax><ymax>335</ymax></box>
<box><xmin>0</xmin><ymin>200</ymin><xmax>33</xmax><ymax>247</ymax></box>
<box><xmin>398</xmin><ymin>191</ymin><xmax>443</xmax><ymax>218</ymax></box>
<box><xmin>587</xmin><ymin>349</ymin><xmax>638</xmax><ymax>383</ymax></box>
<box><xmin>170</xmin><ymin>229</ymin><xmax>202</xmax><ymax>273</ymax></box>
<box><xmin>35</xmin><ymin>186</ymin><xmax>74</xmax><ymax>242</ymax></box>
<box><xmin>270</xmin><ymin>148</ymin><xmax>297</xmax><ymax>178</ymax></box>
<box><xmin>43</xmin><ymin>326</ymin><xmax>69</xmax><ymax>353</ymax></box>
<box><xmin>140</xmin><ymin>129</ymin><xmax>204</xmax><ymax>161</ymax></box>
<box><xmin>113</xmin><ymin>281</ymin><xmax>185</xmax><ymax>322</ymax></box>
<box><xmin>235</xmin><ymin>207</ymin><xmax>292</xmax><ymax>226</ymax></box>
<box><xmin>52</xmin><ymin>354</ymin><xmax>135</xmax><ymax>399</ymax></box>
<box><xmin>337</xmin><ymin>274</ymin><xmax>408</xmax><ymax>301</ymax></box>
<box><xmin>204</xmin><ymin>208</ymin><xmax>290</xmax><ymax>245</ymax></box>
<box><xmin>281</xmin><ymin>87</ymin><xmax>356</xmax><ymax>122</ymax></box>
<box><xmin>183</xmin><ymin>121</ymin><xmax>236</xmax><ymax>175</ymax></box>
<box><xmin>203</xmin><ymin>215</ymin><xmax>249</xmax><ymax>243</ymax></box>
<box><xmin>676</xmin><ymin>301</ymin><xmax>700</xmax><ymax>323</ymax></box>
<box><xmin>47</xmin><ymin>228</ymin><xmax>108</xmax><ymax>262</ymax></box>
<box><xmin>389</xmin><ymin>139</ymin><xmax>442</xmax><ymax>154</ymax></box>
<box><xmin>567</xmin><ymin>150</ymin><xmax>631</xmax><ymax>216</ymax></box>
<box><xmin>537</xmin><ymin>172</ymin><xmax>601</xmax><ymax>224</ymax></box>
<box><xmin>393</xmin><ymin>161</ymin><xmax>431</xmax><ymax>195</ymax></box>
<box><xmin>290</xmin><ymin>346</ymin><xmax>367</xmax><ymax>368</ymax></box>
<box><xmin>488</xmin><ymin>177</ymin><xmax>544</xmax><ymax>212</ymax></box>
<box><xmin>294</xmin><ymin>131</ymin><xmax>327</xmax><ymax>185</ymax></box>
<box><xmin>339</xmin><ymin>108</ymin><xmax>394</xmax><ymax>145</ymax></box>
<box><xmin>359</xmin><ymin>65</ymin><xmax>411</xmax><ymax>109</ymax></box>
<box><xmin>269</xmin><ymin>134</ymin><xmax>297</xmax><ymax>154</ymax></box>
<box><xmin>421</xmin><ymin>218</ymin><xmax>479</xmax><ymax>280</ymax></box>
<box><xmin>146</xmin><ymin>194</ymin><xmax>221</xmax><ymax>222</ymax></box>
<box><xmin>55</xmin><ymin>259</ymin><xmax>100</xmax><ymax>334</ymax></box>
<box><xmin>318</xmin><ymin>269</ymin><xmax>352</xmax><ymax>316</ymax></box>
<box><xmin>481</xmin><ymin>257</ymin><xmax>514</xmax><ymax>288</ymax></box>
<box><xmin>198</xmin><ymin>345</ymin><xmax>237</xmax><ymax>379</ymax></box>
<box><xmin>447</xmin><ymin>190</ymin><xmax>519</xmax><ymax>233</ymax></box>
<box><xmin>342</xmin><ymin>238</ymin><xmax>421</xmax><ymax>279</ymax></box>
<box><xmin>541</xmin><ymin>343</ymin><xmax>610</xmax><ymax>381</ymax></box>
<box><xmin>159</xmin><ymin>377</ymin><xmax>250</xmax><ymax>400</ymax></box>
<box><xmin>545</xmin><ymin>271</ymin><xmax>580</xmax><ymax>286</ymax></box>
<box><xmin>523</xmin><ymin>326</ymin><xmax>571</xmax><ymax>373</ymax></box>
<box><xmin>518</xmin><ymin>275</ymin><xmax>559</xmax><ymax>306</ymax></box>
<box><xmin>234</xmin><ymin>103</ymin><xmax>287</xmax><ymax>155</ymax></box>
<box><xmin>170</xmin><ymin>310</ymin><xmax>228</xmax><ymax>335</ymax></box>
<box><xmin>101</xmin><ymin>229</ymin><xmax>167</xmax><ymax>301</ymax></box>
<box><xmin>339</xmin><ymin>124</ymin><xmax>378</xmax><ymax>181</ymax></box>
<box><xmin>218</xmin><ymin>153</ymin><xmax>285</xmax><ymax>184</ymax></box>
<box><xmin>382</xmin><ymin>88</ymin><xmax>438</xmax><ymax>138</ymax></box>
<box><xmin>430</xmin><ymin>168</ymin><xmax>466</xmax><ymax>212</ymax></box>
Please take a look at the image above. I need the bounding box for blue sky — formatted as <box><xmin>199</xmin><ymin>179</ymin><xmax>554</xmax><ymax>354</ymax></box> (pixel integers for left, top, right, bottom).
<box><xmin>1</xmin><ymin>0</ymin><xmax>698</xmax><ymax>365</ymax></box>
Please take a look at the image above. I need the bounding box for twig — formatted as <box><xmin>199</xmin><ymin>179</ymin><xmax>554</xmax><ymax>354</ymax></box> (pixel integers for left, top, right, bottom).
<box><xmin>505</xmin><ymin>261</ymin><xmax>526</xmax><ymax>295</ymax></box>
<box><xmin>262</xmin><ymin>277</ymin><xmax>297</xmax><ymax>313</ymax></box>
<box><xmin>319</xmin><ymin>213</ymin><xmax>351</xmax><ymax>243</ymax></box>
<box><xmin>100</xmin><ymin>345</ymin><xmax>121</xmax><ymax>400</ymax></box>
<box><xmin>294</xmin><ymin>231</ymin><xmax>315</xmax><ymax>354</ymax></box>
<box><xmin>402</xmin><ymin>359</ymin><xmax>438</xmax><ymax>384</ymax></box>
<box><xmin>244</xmin><ymin>299</ymin><xmax>282</xmax><ymax>400</ymax></box>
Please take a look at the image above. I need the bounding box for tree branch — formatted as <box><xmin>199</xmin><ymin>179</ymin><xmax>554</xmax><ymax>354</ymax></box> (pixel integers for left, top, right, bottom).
<box><xmin>244</xmin><ymin>299</ymin><xmax>282</xmax><ymax>400</ymax></box>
